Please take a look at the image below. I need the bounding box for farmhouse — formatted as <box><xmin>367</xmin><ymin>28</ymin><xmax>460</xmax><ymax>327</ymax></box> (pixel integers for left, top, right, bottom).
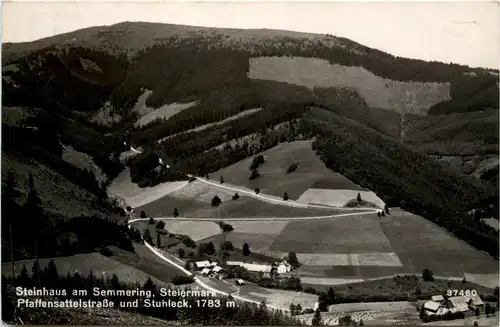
<box><xmin>424</xmin><ymin>301</ymin><xmax>441</xmax><ymax>315</ymax></box>
<box><xmin>195</xmin><ymin>260</ymin><xmax>211</xmax><ymax>270</ymax></box>
<box><xmin>226</xmin><ymin>261</ymin><xmax>243</xmax><ymax>266</ymax></box>
<box><xmin>201</xmin><ymin>268</ymin><xmax>211</xmax><ymax>275</ymax></box>
<box><xmin>276</xmin><ymin>261</ymin><xmax>292</xmax><ymax>274</ymax></box>
<box><xmin>242</xmin><ymin>263</ymin><xmax>273</xmax><ymax>273</ymax></box>
<box><xmin>444</xmin><ymin>295</ymin><xmax>484</xmax><ymax>313</ymax></box>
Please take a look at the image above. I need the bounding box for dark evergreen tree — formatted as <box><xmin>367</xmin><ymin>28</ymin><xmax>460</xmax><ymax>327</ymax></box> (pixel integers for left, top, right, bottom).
<box><xmin>220</xmin><ymin>176</ymin><xmax>225</xmax><ymax>184</ymax></box>
<box><xmin>242</xmin><ymin>242</ymin><xmax>251</xmax><ymax>256</ymax></box>
<box><xmin>140</xmin><ymin>210</ymin><xmax>147</xmax><ymax>218</ymax></box>
<box><xmin>312</xmin><ymin>308</ymin><xmax>323</xmax><ymax>326</ymax></box>
<box><xmin>283</xmin><ymin>191</ymin><xmax>289</xmax><ymax>201</ymax></box>
<box><xmin>156</xmin><ymin>220</ymin><xmax>165</xmax><ymax>230</ymax></box>
<box><xmin>288</xmin><ymin>252</ymin><xmax>299</xmax><ymax>268</ymax></box>
<box><xmin>211</xmin><ymin>195</ymin><xmax>222</xmax><ymax>207</ymax></box>
<box><xmin>156</xmin><ymin>233</ymin><xmax>161</xmax><ymax>247</ymax></box>
<box><xmin>17</xmin><ymin>264</ymin><xmax>31</xmax><ymax>286</ymax></box>
<box><xmin>422</xmin><ymin>268</ymin><xmax>435</xmax><ymax>282</ymax></box>
<box><xmin>173</xmin><ymin>208</ymin><xmax>179</xmax><ymax>217</ymax></box>
<box><xmin>357</xmin><ymin>192</ymin><xmax>362</xmax><ymax>202</ymax></box>
<box><xmin>31</xmin><ymin>260</ymin><xmax>41</xmax><ymax>287</ymax></box>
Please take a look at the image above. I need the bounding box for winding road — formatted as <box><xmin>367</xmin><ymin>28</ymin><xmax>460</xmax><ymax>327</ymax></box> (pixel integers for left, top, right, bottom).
<box><xmin>124</xmin><ymin>174</ymin><xmax>380</xmax><ymax>311</ymax></box>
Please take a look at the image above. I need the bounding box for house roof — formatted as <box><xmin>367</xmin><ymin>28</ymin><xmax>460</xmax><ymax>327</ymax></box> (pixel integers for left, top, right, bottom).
<box><xmin>226</xmin><ymin>261</ymin><xmax>243</xmax><ymax>266</ymax></box>
<box><xmin>432</xmin><ymin>295</ymin><xmax>444</xmax><ymax>302</ymax></box>
<box><xmin>237</xmin><ymin>279</ymin><xmax>245</xmax><ymax>284</ymax></box>
<box><xmin>195</xmin><ymin>260</ymin><xmax>211</xmax><ymax>268</ymax></box>
<box><xmin>447</xmin><ymin>297</ymin><xmax>470</xmax><ymax>312</ymax></box>
<box><xmin>242</xmin><ymin>263</ymin><xmax>272</xmax><ymax>273</ymax></box>
<box><xmin>212</xmin><ymin>266</ymin><xmax>223</xmax><ymax>272</ymax></box>
<box><xmin>210</xmin><ymin>262</ymin><xmax>218</xmax><ymax>266</ymax></box>
<box><xmin>467</xmin><ymin>295</ymin><xmax>484</xmax><ymax>306</ymax></box>
<box><xmin>201</xmin><ymin>268</ymin><xmax>211</xmax><ymax>274</ymax></box>
<box><xmin>424</xmin><ymin>301</ymin><xmax>441</xmax><ymax>312</ymax></box>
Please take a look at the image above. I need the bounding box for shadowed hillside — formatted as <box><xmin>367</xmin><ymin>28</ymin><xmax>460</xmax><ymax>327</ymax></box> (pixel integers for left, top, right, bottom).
<box><xmin>2</xmin><ymin>21</ymin><xmax>498</xmax><ymax>274</ymax></box>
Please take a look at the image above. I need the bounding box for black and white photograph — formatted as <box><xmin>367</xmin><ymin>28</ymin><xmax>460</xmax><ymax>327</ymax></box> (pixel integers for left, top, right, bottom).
<box><xmin>1</xmin><ymin>0</ymin><xmax>499</xmax><ymax>325</ymax></box>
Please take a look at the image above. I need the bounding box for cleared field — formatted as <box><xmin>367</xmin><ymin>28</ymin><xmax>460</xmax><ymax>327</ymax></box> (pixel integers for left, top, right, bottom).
<box><xmin>159</xmin><ymin>108</ymin><xmax>263</xmax><ymax>143</ymax></box>
<box><xmin>248</xmin><ymin>56</ymin><xmax>451</xmax><ymax>114</ymax></box>
<box><xmin>138</xmin><ymin>181</ymin><xmax>340</xmax><ymax>218</ymax></box>
<box><xmin>1</xmin><ymin>251</ymin><xmax>168</xmax><ymax>286</ymax></box>
<box><xmin>380</xmin><ymin>208</ymin><xmax>499</xmax><ymax>276</ymax></box>
<box><xmin>238</xmin><ymin>284</ymin><xmax>317</xmax><ymax>309</ymax></box>
<box><xmin>423</xmin><ymin>315</ymin><xmax>499</xmax><ymax>326</ymax></box>
<box><xmin>226</xmin><ymin>220</ymin><xmax>289</xmax><ymax>235</ymax></box>
<box><xmin>107</xmin><ymin>168</ymin><xmax>189</xmax><ymax>208</ymax></box>
<box><xmin>298</xmin><ymin>310</ymin><xmax>393</xmax><ymax>326</ymax></box>
<box><xmin>211</xmin><ymin>140</ymin><xmax>370</xmax><ymax>200</ymax></box>
<box><xmin>297</xmin><ymin>189</ymin><xmax>385</xmax><ymax>208</ymax></box>
<box><xmin>310</xmin><ymin>178</ymin><xmax>366</xmax><ymax>190</ymax></box>
<box><xmin>464</xmin><ymin>273</ymin><xmax>499</xmax><ymax>289</ymax></box>
<box><xmin>481</xmin><ymin>218</ymin><xmax>499</xmax><ymax>231</ymax></box>
<box><xmin>300</xmin><ymin>277</ymin><xmax>365</xmax><ymax>285</ymax></box>
<box><xmin>267</xmin><ymin>252</ymin><xmax>402</xmax><ymax>267</ymax></box>
<box><xmin>298</xmin><ymin>265</ymin><xmax>411</xmax><ymax>279</ymax></box>
<box><xmin>270</xmin><ymin>214</ymin><xmax>394</xmax><ymax>255</ymax></box>
<box><xmin>136</xmin><ymin>100</ymin><xmax>199</xmax><ymax>127</ymax></box>
<box><xmin>161</xmin><ymin>221</ymin><xmax>221</xmax><ymax>241</ymax></box>
<box><xmin>225</xmin><ymin>232</ymin><xmax>278</xmax><ymax>255</ymax></box>
<box><xmin>297</xmin><ymin>301</ymin><xmax>420</xmax><ymax>326</ymax></box>
<box><xmin>328</xmin><ymin>301</ymin><xmax>415</xmax><ymax>313</ymax></box>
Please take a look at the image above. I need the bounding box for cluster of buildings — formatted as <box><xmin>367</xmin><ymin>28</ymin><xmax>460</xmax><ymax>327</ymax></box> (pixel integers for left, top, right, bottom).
<box><xmin>226</xmin><ymin>260</ymin><xmax>293</xmax><ymax>277</ymax></box>
<box><xmin>192</xmin><ymin>259</ymin><xmax>294</xmax><ymax>280</ymax></box>
<box><xmin>423</xmin><ymin>294</ymin><xmax>485</xmax><ymax>317</ymax></box>
<box><xmin>194</xmin><ymin>260</ymin><xmax>225</xmax><ymax>279</ymax></box>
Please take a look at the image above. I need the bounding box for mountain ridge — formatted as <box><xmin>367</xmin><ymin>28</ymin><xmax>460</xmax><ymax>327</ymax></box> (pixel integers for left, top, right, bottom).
<box><xmin>2</xmin><ymin>21</ymin><xmax>498</xmax><ymax>263</ymax></box>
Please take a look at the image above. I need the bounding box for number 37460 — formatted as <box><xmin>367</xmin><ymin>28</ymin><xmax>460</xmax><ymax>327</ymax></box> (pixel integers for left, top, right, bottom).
<box><xmin>446</xmin><ymin>289</ymin><xmax>477</xmax><ymax>297</ymax></box>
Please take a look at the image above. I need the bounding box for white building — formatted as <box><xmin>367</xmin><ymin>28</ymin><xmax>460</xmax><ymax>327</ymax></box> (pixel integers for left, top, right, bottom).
<box><xmin>195</xmin><ymin>261</ymin><xmax>211</xmax><ymax>270</ymax></box>
<box><xmin>277</xmin><ymin>261</ymin><xmax>292</xmax><ymax>274</ymax></box>
<box><xmin>431</xmin><ymin>295</ymin><xmax>444</xmax><ymax>303</ymax></box>
<box><xmin>241</xmin><ymin>263</ymin><xmax>273</xmax><ymax>273</ymax></box>
<box><xmin>424</xmin><ymin>301</ymin><xmax>441</xmax><ymax>315</ymax></box>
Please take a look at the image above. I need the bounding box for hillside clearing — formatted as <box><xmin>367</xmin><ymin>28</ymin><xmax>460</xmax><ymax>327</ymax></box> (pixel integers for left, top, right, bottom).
<box><xmin>136</xmin><ymin>180</ymin><xmax>342</xmax><ymax>218</ymax></box>
<box><xmin>238</xmin><ymin>284</ymin><xmax>318</xmax><ymax>309</ymax></box>
<box><xmin>134</xmin><ymin>88</ymin><xmax>199</xmax><ymax>127</ymax></box>
<box><xmin>248</xmin><ymin>56</ymin><xmax>451</xmax><ymax>114</ymax></box>
<box><xmin>269</xmin><ymin>215</ymin><xmax>394</xmax><ymax>255</ymax></box>
<box><xmin>481</xmin><ymin>218</ymin><xmax>499</xmax><ymax>231</ymax></box>
<box><xmin>161</xmin><ymin>221</ymin><xmax>221</xmax><ymax>241</ymax></box>
<box><xmin>107</xmin><ymin>168</ymin><xmax>189</xmax><ymax>208</ymax></box>
<box><xmin>211</xmin><ymin>140</ymin><xmax>374</xmax><ymax>201</ymax></box>
<box><xmin>158</xmin><ymin>108</ymin><xmax>263</xmax><ymax>143</ymax></box>
<box><xmin>62</xmin><ymin>143</ymin><xmax>107</xmax><ymax>184</ymax></box>
<box><xmin>380</xmin><ymin>209</ymin><xmax>499</xmax><ymax>276</ymax></box>
<box><xmin>297</xmin><ymin>189</ymin><xmax>385</xmax><ymax>208</ymax></box>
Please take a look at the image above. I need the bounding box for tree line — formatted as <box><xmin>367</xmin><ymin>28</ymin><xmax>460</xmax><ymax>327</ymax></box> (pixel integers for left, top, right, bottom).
<box><xmin>2</xmin><ymin>260</ymin><xmax>302</xmax><ymax>325</ymax></box>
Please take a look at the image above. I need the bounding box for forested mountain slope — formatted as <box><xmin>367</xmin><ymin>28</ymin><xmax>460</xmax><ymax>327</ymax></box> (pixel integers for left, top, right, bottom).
<box><xmin>2</xmin><ymin>22</ymin><xmax>498</xmax><ymax>264</ymax></box>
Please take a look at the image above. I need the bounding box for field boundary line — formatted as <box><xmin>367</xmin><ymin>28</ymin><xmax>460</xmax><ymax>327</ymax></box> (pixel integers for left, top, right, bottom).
<box><xmin>128</xmin><ymin>210</ymin><xmax>377</xmax><ymax>224</ymax></box>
